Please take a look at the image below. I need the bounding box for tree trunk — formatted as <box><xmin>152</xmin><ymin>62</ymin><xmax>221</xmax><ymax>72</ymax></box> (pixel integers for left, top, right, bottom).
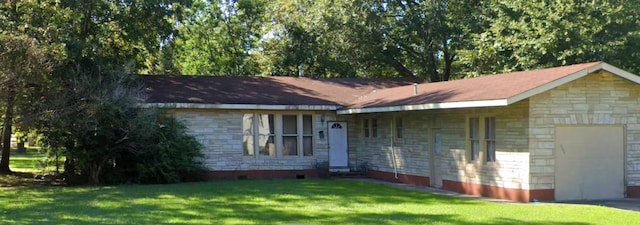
<box><xmin>442</xmin><ymin>51</ymin><xmax>454</xmax><ymax>82</ymax></box>
<box><xmin>0</xmin><ymin>89</ymin><xmax>16</xmax><ymax>173</ymax></box>
<box><xmin>428</xmin><ymin>53</ymin><xmax>441</xmax><ymax>82</ymax></box>
<box><xmin>386</xmin><ymin>57</ymin><xmax>415</xmax><ymax>78</ymax></box>
<box><xmin>89</xmin><ymin>163</ymin><xmax>102</xmax><ymax>184</ymax></box>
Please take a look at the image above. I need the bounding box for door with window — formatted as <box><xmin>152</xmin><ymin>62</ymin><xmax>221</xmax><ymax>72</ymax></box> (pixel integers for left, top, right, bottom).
<box><xmin>328</xmin><ymin>122</ymin><xmax>348</xmax><ymax>171</ymax></box>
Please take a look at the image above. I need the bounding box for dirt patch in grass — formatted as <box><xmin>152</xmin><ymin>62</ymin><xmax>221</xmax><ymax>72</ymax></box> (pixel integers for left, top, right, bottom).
<box><xmin>0</xmin><ymin>171</ymin><xmax>58</xmax><ymax>188</ymax></box>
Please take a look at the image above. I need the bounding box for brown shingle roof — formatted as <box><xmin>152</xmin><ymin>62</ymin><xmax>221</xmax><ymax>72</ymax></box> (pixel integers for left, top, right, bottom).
<box><xmin>142</xmin><ymin>62</ymin><xmax>639</xmax><ymax>113</ymax></box>
<box><xmin>141</xmin><ymin>76</ymin><xmax>422</xmax><ymax>106</ymax></box>
<box><xmin>346</xmin><ymin>62</ymin><xmax>603</xmax><ymax>109</ymax></box>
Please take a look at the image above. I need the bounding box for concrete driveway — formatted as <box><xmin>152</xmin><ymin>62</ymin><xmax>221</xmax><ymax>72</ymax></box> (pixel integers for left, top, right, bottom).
<box><xmin>559</xmin><ymin>199</ymin><xmax>640</xmax><ymax>212</ymax></box>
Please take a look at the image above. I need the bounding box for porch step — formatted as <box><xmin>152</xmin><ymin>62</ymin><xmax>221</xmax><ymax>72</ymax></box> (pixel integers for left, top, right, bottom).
<box><xmin>329</xmin><ymin>167</ymin><xmax>350</xmax><ymax>172</ymax></box>
<box><xmin>329</xmin><ymin>171</ymin><xmax>367</xmax><ymax>178</ymax></box>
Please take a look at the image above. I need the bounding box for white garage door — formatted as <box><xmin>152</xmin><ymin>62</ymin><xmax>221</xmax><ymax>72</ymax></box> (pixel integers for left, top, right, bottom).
<box><xmin>555</xmin><ymin>125</ymin><xmax>624</xmax><ymax>201</ymax></box>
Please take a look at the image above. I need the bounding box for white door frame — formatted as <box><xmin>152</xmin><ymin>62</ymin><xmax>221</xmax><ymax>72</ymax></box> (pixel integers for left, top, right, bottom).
<box><xmin>328</xmin><ymin>121</ymin><xmax>349</xmax><ymax>171</ymax></box>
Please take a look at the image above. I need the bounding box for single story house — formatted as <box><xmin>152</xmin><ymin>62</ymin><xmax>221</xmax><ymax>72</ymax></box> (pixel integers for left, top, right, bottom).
<box><xmin>141</xmin><ymin>62</ymin><xmax>640</xmax><ymax>202</ymax></box>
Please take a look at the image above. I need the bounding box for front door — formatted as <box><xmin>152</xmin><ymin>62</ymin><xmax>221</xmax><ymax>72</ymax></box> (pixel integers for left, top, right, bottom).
<box><xmin>328</xmin><ymin>122</ymin><xmax>348</xmax><ymax>171</ymax></box>
<box><xmin>430</xmin><ymin>129</ymin><xmax>443</xmax><ymax>187</ymax></box>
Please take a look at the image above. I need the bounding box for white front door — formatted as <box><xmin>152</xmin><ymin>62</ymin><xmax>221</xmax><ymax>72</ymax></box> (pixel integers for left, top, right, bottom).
<box><xmin>328</xmin><ymin>122</ymin><xmax>348</xmax><ymax>170</ymax></box>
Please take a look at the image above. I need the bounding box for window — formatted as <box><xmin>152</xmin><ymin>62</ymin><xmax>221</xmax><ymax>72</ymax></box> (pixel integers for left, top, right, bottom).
<box><xmin>467</xmin><ymin>116</ymin><xmax>497</xmax><ymax>162</ymax></box>
<box><xmin>469</xmin><ymin>117</ymin><xmax>480</xmax><ymax>161</ymax></box>
<box><xmin>303</xmin><ymin>115</ymin><xmax>313</xmax><ymax>156</ymax></box>
<box><xmin>371</xmin><ymin>118</ymin><xmax>378</xmax><ymax>137</ymax></box>
<box><xmin>243</xmin><ymin>113</ymin><xmax>313</xmax><ymax>157</ymax></box>
<box><xmin>363</xmin><ymin>118</ymin><xmax>378</xmax><ymax>138</ymax></box>
<box><xmin>485</xmin><ymin>117</ymin><xmax>496</xmax><ymax>162</ymax></box>
<box><xmin>243</xmin><ymin>114</ymin><xmax>255</xmax><ymax>156</ymax></box>
<box><xmin>395</xmin><ymin>117</ymin><xmax>403</xmax><ymax>139</ymax></box>
<box><xmin>258</xmin><ymin>114</ymin><xmax>275</xmax><ymax>156</ymax></box>
<box><xmin>282</xmin><ymin>115</ymin><xmax>298</xmax><ymax>156</ymax></box>
<box><xmin>363</xmin><ymin>119</ymin><xmax>370</xmax><ymax>137</ymax></box>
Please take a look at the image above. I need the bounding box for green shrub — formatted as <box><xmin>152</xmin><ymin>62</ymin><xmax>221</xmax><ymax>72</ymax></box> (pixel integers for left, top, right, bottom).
<box><xmin>98</xmin><ymin>111</ymin><xmax>206</xmax><ymax>184</ymax></box>
<box><xmin>38</xmin><ymin>61</ymin><xmax>205</xmax><ymax>185</ymax></box>
<box><xmin>129</xmin><ymin>114</ymin><xmax>205</xmax><ymax>184</ymax></box>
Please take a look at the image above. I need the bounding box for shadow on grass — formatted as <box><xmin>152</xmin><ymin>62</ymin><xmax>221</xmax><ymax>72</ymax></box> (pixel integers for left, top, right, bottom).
<box><xmin>0</xmin><ymin>172</ymin><xmax>49</xmax><ymax>187</ymax></box>
<box><xmin>0</xmin><ymin>179</ymin><xmax>619</xmax><ymax>224</ymax></box>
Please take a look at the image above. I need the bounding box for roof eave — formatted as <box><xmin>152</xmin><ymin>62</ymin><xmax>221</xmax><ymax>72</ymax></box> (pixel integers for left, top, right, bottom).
<box><xmin>336</xmin><ymin>99</ymin><xmax>509</xmax><ymax>115</ymax></box>
<box><xmin>139</xmin><ymin>103</ymin><xmax>340</xmax><ymax>111</ymax></box>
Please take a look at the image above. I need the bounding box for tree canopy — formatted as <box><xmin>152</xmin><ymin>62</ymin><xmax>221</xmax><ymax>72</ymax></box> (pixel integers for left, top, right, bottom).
<box><xmin>139</xmin><ymin>0</ymin><xmax>640</xmax><ymax>79</ymax></box>
<box><xmin>462</xmin><ymin>0</ymin><xmax>640</xmax><ymax>76</ymax></box>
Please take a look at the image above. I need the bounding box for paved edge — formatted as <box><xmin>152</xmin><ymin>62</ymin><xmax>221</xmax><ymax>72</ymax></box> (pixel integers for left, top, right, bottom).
<box><xmin>340</xmin><ymin>178</ymin><xmax>640</xmax><ymax>212</ymax></box>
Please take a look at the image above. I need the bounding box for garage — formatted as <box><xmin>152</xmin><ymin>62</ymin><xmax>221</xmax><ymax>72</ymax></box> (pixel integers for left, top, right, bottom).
<box><xmin>554</xmin><ymin>125</ymin><xmax>625</xmax><ymax>201</ymax></box>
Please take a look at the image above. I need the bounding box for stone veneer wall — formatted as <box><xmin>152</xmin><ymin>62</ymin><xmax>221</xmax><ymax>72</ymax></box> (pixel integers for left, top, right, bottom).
<box><xmin>528</xmin><ymin>71</ymin><xmax>640</xmax><ymax>191</ymax></box>
<box><xmin>343</xmin><ymin>100</ymin><xmax>531</xmax><ymax>193</ymax></box>
<box><xmin>171</xmin><ymin>109</ymin><xmax>335</xmax><ymax>172</ymax></box>
<box><xmin>341</xmin><ymin>112</ymin><xmax>431</xmax><ymax>178</ymax></box>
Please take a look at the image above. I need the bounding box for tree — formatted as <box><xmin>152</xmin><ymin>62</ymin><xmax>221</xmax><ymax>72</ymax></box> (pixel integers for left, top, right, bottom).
<box><xmin>261</xmin><ymin>0</ymin><xmax>484</xmax><ymax>80</ymax></box>
<box><xmin>36</xmin><ymin>62</ymin><xmax>204</xmax><ymax>184</ymax></box>
<box><xmin>264</xmin><ymin>0</ymin><xmax>362</xmax><ymax>77</ymax></box>
<box><xmin>58</xmin><ymin>0</ymin><xmax>193</xmax><ymax>69</ymax></box>
<box><xmin>464</xmin><ymin>0</ymin><xmax>640</xmax><ymax>75</ymax></box>
<box><xmin>350</xmin><ymin>0</ymin><xmax>485</xmax><ymax>81</ymax></box>
<box><xmin>0</xmin><ymin>34</ymin><xmax>60</xmax><ymax>173</ymax></box>
<box><xmin>168</xmin><ymin>0</ymin><xmax>267</xmax><ymax>75</ymax></box>
<box><xmin>1</xmin><ymin>0</ymin><xmax>194</xmax><ymax>72</ymax></box>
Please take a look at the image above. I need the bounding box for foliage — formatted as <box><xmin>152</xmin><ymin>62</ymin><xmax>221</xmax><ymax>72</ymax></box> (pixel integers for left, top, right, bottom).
<box><xmin>0</xmin><ymin>33</ymin><xmax>62</xmax><ymax>173</ymax></box>
<box><xmin>106</xmin><ymin>114</ymin><xmax>205</xmax><ymax>184</ymax></box>
<box><xmin>464</xmin><ymin>0</ymin><xmax>640</xmax><ymax>75</ymax></box>
<box><xmin>1</xmin><ymin>0</ymin><xmax>193</xmax><ymax>70</ymax></box>
<box><xmin>157</xmin><ymin>0</ymin><xmax>640</xmax><ymax>80</ymax></box>
<box><xmin>1</xmin><ymin>1</ymin><xmax>205</xmax><ymax>183</ymax></box>
<box><xmin>344</xmin><ymin>0</ymin><xmax>485</xmax><ymax>81</ymax></box>
<box><xmin>36</xmin><ymin>64</ymin><xmax>143</xmax><ymax>183</ymax></box>
<box><xmin>169</xmin><ymin>0</ymin><xmax>267</xmax><ymax>75</ymax></box>
<box><xmin>36</xmin><ymin>63</ymin><xmax>204</xmax><ymax>184</ymax></box>
<box><xmin>165</xmin><ymin>0</ymin><xmax>486</xmax><ymax>80</ymax></box>
<box><xmin>6</xmin><ymin>0</ymin><xmax>640</xmax><ymax>79</ymax></box>
<box><xmin>135</xmin><ymin>115</ymin><xmax>204</xmax><ymax>183</ymax></box>
<box><xmin>58</xmin><ymin>0</ymin><xmax>193</xmax><ymax>68</ymax></box>
<box><xmin>39</xmin><ymin>147</ymin><xmax>64</xmax><ymax>175</ymax></box>
<box><xmin>1</xmin><ymin>179</ymin><xmax>640</xmax><ymax>224</ymax></box>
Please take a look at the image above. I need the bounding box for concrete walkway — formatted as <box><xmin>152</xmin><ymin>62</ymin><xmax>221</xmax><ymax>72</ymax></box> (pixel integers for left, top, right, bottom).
<box><xmin>345</xmin><ymin>178</ymin><xmax>640</xmax><ymax>212</ymax></box>
<box><xmin>558</xmin><ymin>199</ymin><xmax>640</xmax><ymax>212</ymax></box>
<box><xmin>345</xmin><ymin>178</ymin><xmax>517</xmax><ymax>203</ymax></box>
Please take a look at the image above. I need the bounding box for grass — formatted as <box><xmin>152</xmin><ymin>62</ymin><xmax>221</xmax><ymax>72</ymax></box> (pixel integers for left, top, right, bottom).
<box><xmin>0</xmin><ymin>151</ymin><xmax>638</xmax><ymax>224</ymax></box>
<box><xmin>0</xmin><ymin>147</ymin><xmax>64</xmax><ymax>187</ymax></box>
<box><xmin>9</xmin><ymin>148</ymin><xmax>45</xmax><ymax>172</ymax></box>
<box><xmin>0</xmin><ymin>179</ymin><xmax>638</xmax><ymax>224</ymax></box>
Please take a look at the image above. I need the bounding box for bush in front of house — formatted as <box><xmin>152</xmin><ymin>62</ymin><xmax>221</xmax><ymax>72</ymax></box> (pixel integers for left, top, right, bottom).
<box><xmin>107</xmin><ymin>114</ymin><xmax>205</xmax><ymax>184</ymax></box>
<box><xmin>37</xmin><ymin>61</ymin><xmax>205</xmax><ymax>185</ymax></box>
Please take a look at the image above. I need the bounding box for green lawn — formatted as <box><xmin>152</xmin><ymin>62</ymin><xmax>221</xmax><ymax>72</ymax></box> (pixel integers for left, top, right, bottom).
<box><xmin>1</xmin><ymin>151</ymin><xmax>638</xmax><ymax>224</ymax></box>
<box><xmin>9</xmin><ymin>149</ymin><xmax>45</xmax><ymax>172</ymax></box>
<box><xmin>0</xmin><ymin>179</ymin><xmax>638</xmax><ymax>224</ymax></box>
<box><xmin>7</xmin><ymin>147</ymin><xmax>62</xmax><ymax>174</ymax></box>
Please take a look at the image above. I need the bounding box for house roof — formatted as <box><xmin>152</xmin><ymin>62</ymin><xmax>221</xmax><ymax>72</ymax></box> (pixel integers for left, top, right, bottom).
<box><xmin>141</xmin><ymin>76</ymin><xmax>421</xmax><ymax>110</ymax></box>
<box><xmin>141</xmin><ymin>62</ymin><xmax>640</xmax><ymax>114</ymax></box>
<box><xmin>338</xmin><ymin>62</ymin><xmax>640</xmax><ymax>114</ymax></box>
